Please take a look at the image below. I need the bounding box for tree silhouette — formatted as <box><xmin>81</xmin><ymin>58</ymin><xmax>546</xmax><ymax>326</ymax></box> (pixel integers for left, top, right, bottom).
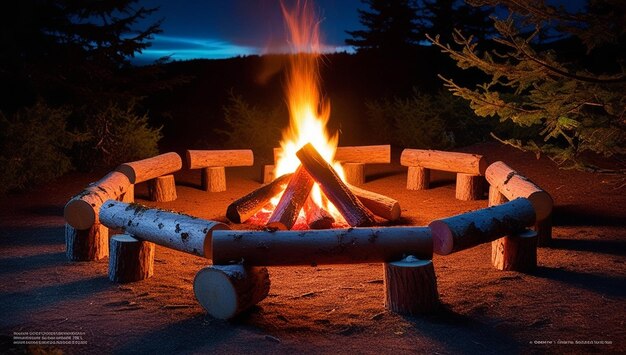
<box><xmin>416</xmin><ymin>0</ymin><xmax>493</xmax><ymax>44</ymax></box>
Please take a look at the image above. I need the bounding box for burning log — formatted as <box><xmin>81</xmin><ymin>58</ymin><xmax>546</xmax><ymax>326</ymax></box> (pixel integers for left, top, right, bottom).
<box><xmin>384</xmin><ymin>256</ymin><xmax>439</xmax><ymax>315</ymax></box>
<box><xmin>266</xmin><ymin>166</ymin><xmax>314</xmax><ymax>230</ymax></box>
<box><xmin>400</xmin><ymin>149</ymin><xmax>486</xmax><ymax>175</ymax></box>
<box><xmin>211</xmin><ymin>227</ymin><xmax>432</xmax><ymax>266</ymax></box>
<box><xmin>429</xmin><ymin>198</ymin><xmax>536</xmax><ymax>255</ymax></box>
<box><xmin>64</xmin><ymin>171</ymin><xmax>132</xmax><ymax>230</ymax></box>
<box><xmin>99</xmin><ymin>200</ymin><xmax>229</xmax><ymax>258</ymax></box>
<box><xmin>108</xmin><ymin>234</ymin><xmax>155</xmax><ymax>283</ymax></box>
<box><xmin>304</xmin><ymin>195</ymin><xmax>334</xmax><ymax>229</ymax></box>
<box><xmin>296</xmin><ymin>143</ymin><xmax>376</xmax><ymax>227</ymax></box>
<box><xmin>116</xmin><ymin>152</ymin><xmax>182</xmax><ymax>184</ymax></box>
<box><xmin>492</xmin><ymin>229</ymin><xmax>538</xmax><ymax>271</ymax></box>
<box><xmin>193</xmin><ymin>264</ymin><xmax>270</xmax><ymax>320</ymax></box>
<box><xmin>147</xmin><ymin>174</ymin><xmax>177</xmax><ymax>202</ymax></box>
<box><xmin>226</xmin><ymin>173</ymin><xmax>293</xmax><ymax>224</ymax></box>
<box><xmin>65</xmin><ymin>223</ymin><xmax>108</xmax><ymax>261</ymax></box>
<box><xmin>186</xmin><ymin>149</ymin><xmax>254</xmax><ymax>192</ymax></box>
<box><xmin>348</xmin><ymin>184</ymin><xmax>401</xmax><ymax>221</ymax></box>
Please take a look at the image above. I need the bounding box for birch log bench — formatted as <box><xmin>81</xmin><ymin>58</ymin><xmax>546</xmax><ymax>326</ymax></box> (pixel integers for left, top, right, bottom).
<box><xmin>186</xmin><ymin>149</ymin><xmax>254</xmax><ymax>192</ymax></box>
<box><xmin>400</xmin><ymin>149</ymin><xmax>487</xmax><ymax>201</ymax></box>
<box><xmin>267</xmin><ymin>145</ymin><xmax>391</xmax><ymax>185</ymax></box>
<box><xmin>116</xmin><ymin>152</ymin><xmax>183</xmax><ymax>202</ymax></box>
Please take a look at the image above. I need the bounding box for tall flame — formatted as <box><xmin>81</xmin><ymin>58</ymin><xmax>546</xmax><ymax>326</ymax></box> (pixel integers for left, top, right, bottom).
<box><xmin>274</xmin><ymin>0</ymin><xmax>345</xmax><ymax>219</ymax></box>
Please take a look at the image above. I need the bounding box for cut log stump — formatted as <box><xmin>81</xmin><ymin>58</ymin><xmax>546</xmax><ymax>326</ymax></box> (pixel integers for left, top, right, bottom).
<box><xmin>455</xmin><ymin>173</ymin><xmax>483</xmax><ymax>201</ymax></box>
<box><xmin>148</xmin><ymin>174</ymin><xmax>177</xmax><ymax>202</ymax></box>
<box><xmin>193</xmin><ymin>264</ymin><xmax>270</xmax><ymax>319</ymax></box>
<box><xmin>488</xmin><ymin>185</ymin><xmax>507</xmax><ymax>207</ymax></box>
<box><xmin>407</xmin><ymin>166</ymin><xmax>430</xmax><ymax>190</ymax></box>
<box><xmin>65</xmin><ymin>223</ymin><xmax>108</xmax><ymax>261</ymax></box>
<box><xmin>384</xmin><ymin>256</ymin><xmax>439</xmax><ymax>315</ymax></box>
<box><xmin>343</xmin><ymin>163</ymin><xmax>365</xmax><ymax>186</ymax></box>
<box><xmin>108</xmin><ymin>234</ymin><xmax>155</xmax><ymax>283</ymax></box>
<box><xmin>202</xmin><ymin>167</ymin><xmax>226</xmax><ymax>192</ymax></box>
<box><xmin>263</xmin><ymin>165</ymin><xmax>275</xmax><ymax>184</ymax></box>
<box><xmin>492</xmin><ymin>229</ymin><xmax>538</xmax><ymax>272</ymax></box>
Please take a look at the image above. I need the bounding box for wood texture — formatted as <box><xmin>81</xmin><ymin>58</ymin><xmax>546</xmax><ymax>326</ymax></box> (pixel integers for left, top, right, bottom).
<box><xmin>304</xmin><ymin>195</ymin><xmax>335</xmax><ymax>229</ymax></box>
<box><xmin>99</xmin><ymin>200</ymin><xmax>229</xmax><ymax>257</ymax></box>
<box><xmin>384</xmin><ymin>256</ymin><xmax>439</xmax><ymax>315</ymax></box>
<box><xmin>64</xmin><ymin>171</ymin><xmax>131</xmax><ymax>230</ymax></box>
<box><xmin>226</xmin><ymin>173</ymin><xmax>293</xmax><ymax>223</ymax></box>
<box><xmin>186</xmin><ymin>149</ymin><xmax>254</xmax><ymax>169</ymax></box>
<box><xmin>348</xmin><ymin>184</ymin><xmax>401</xmax><ymax>221</ymax></box>
<box><xmin>194</xmin><ymin>264</ymin><xmax>270</xmax><ymax>320</ymax></box>
<box><xmin>120</xmin><ymin>184</ymin><xmax>135</xmax><ymax>203</ymax></box>
<box><xmin>266</xmin><ymin>166</ymin><xmax>314</xmax><ymax>230</ymax></box>
<box><xmin>406</xmin><ymin>166</ymin><xmax>430</xmax><ymax>190</ymax></box>
<box><xmin>400</xmin><ymin>149</ymin><xmax>487</xmax><ymax>175</ymax></box>
<box><xmin>116</xmin><ymin>152</ymin><xmax>182</xmax><ymax>184</ymax></box>
<box><xmin>263</xmin><ymin>165</ymin><xmax>275</xmax><ymax>184</ymax></box>
<box><xmin>211</xmin><ymin>227</ymin><xmax>432</xmax><ymax>266</ymax></box>
<box><xmin>492</xmin><ymin>229</ymin><xmax>538</xmax><ymax>271</ymax></box>
<box><xmin>343</xmin><ymin>163</ymin><xmax>365</xmax><ymax>186</ymax></box>
<box><xmin>148</xmin><ymin>174</ymin><xmax>177</xmax><ymax>202</ymax></box>
<box><xmin>488</xmin><ymin>185</ymin><xmax>508</xmax><ymax>207</ymax></box>
<box><xmin>485</xmin><ymin>161</ymin><xmax>553</xmax><ymax>221</ymax></box>
<box><xmin>429</xmin><ymin>198</ymin><xmax>536</xmax><ymax>255</ymax></box>
<box><xmin>201</xmin><ymin>167</ymin><xmax>226</xmax><ymax>192</ymax></box>
<box><xmin>455</xmin><ymin>173</ymin><xmax>483</xmax><ymax>201</ymax></box>
<box><xmin>65</xmin><ymin>223</ymin><xmax>109</xmax><ymax>261</ymax></box>
<box><xmin>108</xmin><ymin>234</ymin><xmax>155</xmax><ymax>283</ymax></box>
<box><xmin>297</xmin><ymin>143</ymin><xmax>376</xmax><ymax>227</ymax></box>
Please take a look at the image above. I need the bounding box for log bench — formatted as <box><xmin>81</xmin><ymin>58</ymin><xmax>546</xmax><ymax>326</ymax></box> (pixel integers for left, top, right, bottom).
<box><xmin>186</xmin><ymin>149</ymin><xmax>254</xmax><ymax>192</ymax></box>
<box><xmin>400</xmin><ymin>149</ymin><xmax>488</xmax><ymax>201</ymax></box>
<box><xmin>116</xmin><ymin>152</ymin><xmax>183</xmax><ymax>202</ymax></box>
<box><xmin>267</xmin><ymin>145</ymin><xmax>391</xmax><ymax>185</ymax></box>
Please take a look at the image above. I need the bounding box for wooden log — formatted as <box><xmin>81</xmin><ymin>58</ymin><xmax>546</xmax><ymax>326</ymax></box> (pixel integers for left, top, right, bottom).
<box><xmin>400</xmin><ymin>149</ymin><xmax>487</xmax><ymax>175</ymax></box>
<box><xmin>108</xmin><ymin>234</ymin><xmax>155</xmax><ymax>283</ymax></box>
<box><xmin>429</xmin><ymin>198</ymin><xmax>536</xmax><ymax>255</ymax></box>
<box><xmin>406</xmin><ymin>166</ymin><xmax>430</xmax><ymax>190</ymax></box>
<box><xmin>343</xmin><ymin>163</ymin><xmax>365</xmax><ymax>185</ymax></box>
<box><xmin>296</xmin><ymin>143</ymin><xmax>376</xmax><ymax>227</ymax></box>
<box><xmin>488</xmin><ymin>185</ymin><xmax>508</xmax><ymax>207</ymax></box>
<box><xmin>384</xmin><ymin>256</ymin><xmax>439</xmax><ymax>315</ymax></box>
<box><xmin>64</xmin><ymin>171</ymin><xmax>131</xmax><ymax>230</ymax></box>
<box><xmin>266</xmin><ymin>166</ymin><xmax>314</xmax><ymax>230</ymax></box>
<box><xmin>304</xmin><ymin>195</ymin><xmax>335</xmax><ymax>229</ymax></box>
<box><xmin>201</xmin><ymin>167</ymin><xmax>226</xmax><ymax>192</ymax></box>
<box><xmin>116</xmin><ymin>152</ymin><xmax>182</xmax><ymax>184</ymax></box>
<box><xmin>491</xmin><ymin>229</ymin><xmax>538</xmax><ymax>271</ymax></box>
<box><xmin>193</xmin><ymin>264</ymin><xmax>270</xmax><ymax>320</ymax></box>
<box><xmin>348</xmin><ymin>184</ymin><xmax>401</xmax><ymax>221</ymax></box>
<box><xmin>455</xmin><ymin>173</ymin><xmax>483</xmax><ymax>201</ymax></box>
<box><xmin>535</xmin><ymin>216</ymin><xmax>552</xmax><ymax>247</ymax></box>
<box><xmin>226</xmin><ymin>173</ymin><xmax>293</xmax><ymax>224</ymax></box>
<box><xmin>65</xmin><ymin>223</ymin><xmax>108</xmax><ymax>261</ymax></box>
<box><xmin>274</xmin><ymin>145</ymin><xmax>391</xmax><ymax>165</ymax></box>
<box><xmin>263</xmin><ymin>165</ymin><xmax>275</xmax><ymax>184</ymax></box>
<box><xmin>99</xmin><ymin>200</ymin><xmax>229</xmax><ymax>258</ymax></box>
<box><xmin>148</xmin><ymin>174</ymin><xmax>177</xmax><ymax>202</ymax></box>
<box><xmin>120</xmin><ymin>184</ymin><xmax>134</xmax><ymax>203</ymax></box>
<box><xmin>211</xmin><ymin>227</ymin><xmax>433</xmax><ymax>266</ymax></box>
<box><xmin>485</xmin><ymin>161</ymin><xmax>553</xmax><ymax>221</ymax></box>
<box><xmin>186</xmin><ymin>149</ymin><xmax>254</xmax><ymax>169</ymax></box>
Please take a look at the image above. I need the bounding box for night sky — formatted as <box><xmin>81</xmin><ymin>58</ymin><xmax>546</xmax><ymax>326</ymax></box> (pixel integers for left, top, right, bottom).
<box><xmin>134</xmin><ymin>0</ymin><xmax>587</xmax><ymax>64</ymax></box>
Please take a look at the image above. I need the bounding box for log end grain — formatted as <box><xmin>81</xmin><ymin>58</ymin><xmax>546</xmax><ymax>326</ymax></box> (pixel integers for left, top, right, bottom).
<box><xmin>64</xmin><ymin>199</ymin><xmax>97</xmax><ymax>230</ymax></box>
<box><xmin>527</xmin><ymin>190</ymin><xmax>553</xmax><ymax>222</ymax></box>
<box><xmin>429</xmin><ymin>220</ymin><xmax>454</xmax><ymax>256</ymax></box>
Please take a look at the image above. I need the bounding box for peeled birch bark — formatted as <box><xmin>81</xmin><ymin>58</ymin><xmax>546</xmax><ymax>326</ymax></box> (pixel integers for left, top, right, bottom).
<box><xmin>400</xmin><ymin>149</ymin><xmax>487</xmax><ymax>175</ymax></box>
<box><xmin>186</xmin><ymin>149</ymin><xmax>254</xmax><ymax>169</ymax></box>
<box><xmin>116</xmin><ymin>152</ymin><xmax>182</xmax><ymax>184</ymax></box>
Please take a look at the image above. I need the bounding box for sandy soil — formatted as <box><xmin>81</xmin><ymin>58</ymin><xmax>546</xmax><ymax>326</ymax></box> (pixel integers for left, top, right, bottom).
<box><xmin>1</xmin><ymin>142</ymin><xmax>625</xmax><ymax>354</ymax></box>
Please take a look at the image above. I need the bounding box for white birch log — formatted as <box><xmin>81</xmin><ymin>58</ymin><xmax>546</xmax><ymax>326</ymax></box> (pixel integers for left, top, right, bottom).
<box><xmin>99</xmin><ymin>200</ymin><xmax>229</xmax><ymax>258</ymax></box>
<box><xmin>400</xmin><ymin>149</ymin><xmax>487</xmax><ymax>175</ymax></box>
<box><xmin>406</xmin><ymin>166</ymin><xmax>430</xmax><ymax>190</ymax></box>
<box><xmin>429</xmin><ymin>198</ymin><xmax>536</xmax><ymax>255</ymax></box>
<box><xmin>65</xmin><ymin>223</ymin><xmax>109</xmax><ymax>261</ymax></box>
<box><xmin>108</xmin><ymin>234</ymin><xmax>155</xmax><ymax>283</ymax></box>
<box><xmin>116</xmin><ymin>152</ymin><xmax>182</xmax><ymax>184</ymax></box>
<box><xmin>193</xmin><ymin>264</ymin><xmax>270</xmax><ymax>319</ymax></box>
<box><xmin>384</xmin><ymin>256</ymin><xmax>439</xmax><ymax>314</ymax></box>
<box><xmin>64</xmin><ymin>171</ymin><xmax>131</xmax><ymax>230</ymax></box>
<box><xmin>186</xmin><ymin>149</ymin><xmax>254</xmax><ymax>169</ymax></box>
<box><xmin>211</xmin><ymin>227</ymin><xmax>432</xmax><ymax>266</ymax></box>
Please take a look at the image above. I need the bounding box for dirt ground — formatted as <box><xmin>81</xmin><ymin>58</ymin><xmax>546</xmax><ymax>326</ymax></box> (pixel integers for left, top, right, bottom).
<box><xmin>1</xmin><ymin>142</ymin><xmax>625</xmax><ymax>354</ymax></box>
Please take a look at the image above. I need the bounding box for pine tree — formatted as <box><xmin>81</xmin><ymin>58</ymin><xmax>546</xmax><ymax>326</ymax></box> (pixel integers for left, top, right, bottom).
<box><xmin>416</xmin><ymin>0</ymin><xmax>493</xmax><ymax>44</ymax></box>
<box><xmin>428</xmin><ymin>0</ymin><xmax>626</xmax><ymax>172</ymax></box>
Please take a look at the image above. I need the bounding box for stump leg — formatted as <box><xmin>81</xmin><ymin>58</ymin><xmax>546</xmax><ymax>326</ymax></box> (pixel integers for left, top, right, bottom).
<box><xmin>455</xmin><ymin>173</ymin><xmax>483</xmax><ymax>201</ymax></box>
<box><xmin>384</xmin><ymin>256</ymin><xmax>438</xmax><ymax>315</ymax></box>
<box><xmin>108</xmin><ymin>234</ymin><xmax>154</xmax><ymax>283</ymax></box>
<box><xmin>263</xmin><ymin>165</ymin><xmax>275</xmax><ymax>184</ymax></box>
<box><xmin>148</xmin><ymin>174</ymin><xmax>177</xmax><ymax>202</ymax></box>
<box><xmin>535</xmin><ymin>216</ymin><xmax>552</xmax><ymax>247</ymax></box>
<box><xmin>407</xmin><ymin>167</ymin><xmax>429</xmax><ymax>190</ymax></box>
<box><xmin>65</xmin><ymin>223</ymin><xmax>108</xmax><ymax>261</ymax></box>
<box><xmin>488</xmin><ymin>185</ymin><xmax>507</xmax><ymax>207</ymax></box>
<box><xmin>201</xmin><ymin>167</ymin><xmax>226</xmax><ymax>192</ymax></box>
<box><xmin>492</xmin><ymin>229</ymin><xmax>538</xmax><ymax>272</ymax></box>
<box><xmin>193</xmin><ymin>264</ymin><xmax>270</xmax><ymax>319</ymax></box>
<box><xmin>343</xmin><ymin>163</ymin><xmax>365</xmax><ymax>186</ymax></box>
<box><xmin>120</xmin><ymin>184</ymin><xmax>135</xmax><ymax>203</ymax></box>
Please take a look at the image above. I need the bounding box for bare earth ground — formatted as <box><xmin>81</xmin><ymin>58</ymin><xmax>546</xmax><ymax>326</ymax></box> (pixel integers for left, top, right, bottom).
<box><xmin>1</xmin><ymin>142</ymin><xmax>625</xmax><ymax>354</ymax></box>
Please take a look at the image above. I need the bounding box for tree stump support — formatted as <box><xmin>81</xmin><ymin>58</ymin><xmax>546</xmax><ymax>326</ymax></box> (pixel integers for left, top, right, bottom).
<box><xmin>108</xmin><ymin>234</ymin><xmax>155</xmax><ymax>283</ymax></box>
<box><xmin>202</xmin><ymin>167</ymin><xmax>226</xmax><ymax>192</ymax></box>
<box><xmin>384</xmin><ymin>256</ymin><xmax>439</xmax><ymax>315</ymax></box>
<box><xmin>407</xmin><ymin>166</ymin><xmax>430</xmax><ymax>190</ymax></box>
<box><xmin>263</xmin><ymin>165</ymin><xmax>275</xmax><ymax>184</ymax></box>
<box><xmin>148</xmin><ymin>174</ymin><xmax>177</xmax><ymax>202</ymax></box>
<box><xmin>65</xmin><ymin>223</ymin><xmax>109</xmax><ymax>261</ymax></box>
<box><xmin>455</xmin><ymin>173</ymin><xmax>483</xmax><ymax>201</ymax></box>
<box><xmin>491</xmin><ymin>229</ymin><xmax>538</xmax><ymax>272</ymax></box>
<box><xmin>343</xmin><ymin>163</ymin><xmax>365</xmax><ymax>186</ymax></box>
